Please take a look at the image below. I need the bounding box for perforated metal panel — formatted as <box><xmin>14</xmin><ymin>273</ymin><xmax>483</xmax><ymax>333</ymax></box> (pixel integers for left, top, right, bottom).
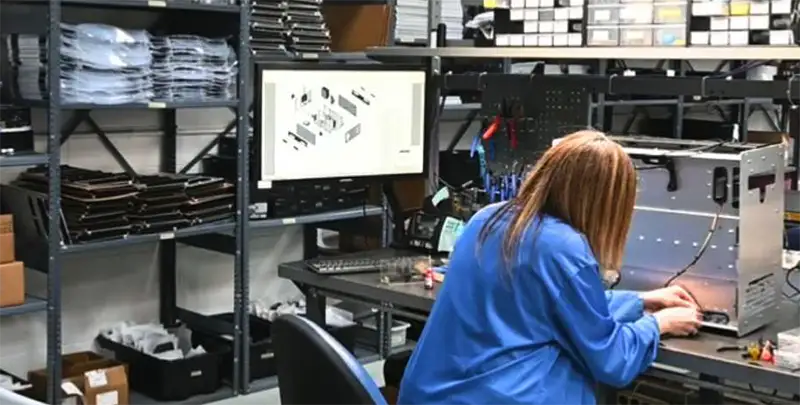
<box><xmin>480</xmin><ymin>75</ymin><xmax>590</xmax><ymax>169</ymax></box>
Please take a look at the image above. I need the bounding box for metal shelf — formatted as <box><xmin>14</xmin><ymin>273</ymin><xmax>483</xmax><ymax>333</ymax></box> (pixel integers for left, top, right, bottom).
<box><xmin>7</xmin><ymin>0</ymin><xmax>241</xmax><ymax>12</ymax></box>
<box><xmin>65</xmin><ymin>0</ymin><xmax>241</xmax><ymax>11</ymax></box>
<box><xmin>443</xmin><ymin>73</ymin><xmax>800</xmax><ymax>100</ymax></box>
<box><xmin>0</xmin><ymin>154</ymin><xmax>49</xmax><ymax>168</ymax></box>
<box><xmin>366</xmin><ymin>46</ymin><xmax>800</xmax><ymax>61</ymax></box>
<box><xmin>0</xmin><ymin>0</ymin><xmax>253</xmax><ymax>403</ymax></box>
<box><xmin>250</xmin><ymin>206</ymin><xmax>384</xmax><ymax>230</ymax></box>
<box><xmin>61</xmin><ymin>221</ymin><xmax>237</xmax><ymax>254</ymax></box>
<box><xmin>0</xmin><ymin>296</ymin><xmax>47</xmax><ymax>317</ymax></box>
<box><xmin>16</xmin><ymin>100</ymin><xmax>239</xmax><ymax>110</ymax></box>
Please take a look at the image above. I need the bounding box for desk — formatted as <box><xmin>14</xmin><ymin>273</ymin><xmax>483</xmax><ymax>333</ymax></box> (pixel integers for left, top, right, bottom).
<box><xmin>279</xmin><ymin>259</ymin><xmax>800</xmax><ymax>400</ymax></box>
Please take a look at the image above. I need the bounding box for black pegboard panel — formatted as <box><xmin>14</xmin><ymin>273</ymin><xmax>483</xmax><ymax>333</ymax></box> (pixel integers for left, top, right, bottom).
<box><xmin>480</xmin><ymin>75</ymin><xmax>591</xmax><ymax>171</ymax></box>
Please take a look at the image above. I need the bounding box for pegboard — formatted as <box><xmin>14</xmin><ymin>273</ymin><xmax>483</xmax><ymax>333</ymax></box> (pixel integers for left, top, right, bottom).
<box><xmin>479</xmin><ymin>75</ymin><xmax>591</xmax><ymax>171</ymax></box>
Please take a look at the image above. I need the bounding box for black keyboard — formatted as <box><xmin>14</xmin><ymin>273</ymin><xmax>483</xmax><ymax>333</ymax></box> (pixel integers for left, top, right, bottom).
<box><xmin>306</xmin><ymin>258</ymin><xmax>384</xmax><ymax>275</ymax></box>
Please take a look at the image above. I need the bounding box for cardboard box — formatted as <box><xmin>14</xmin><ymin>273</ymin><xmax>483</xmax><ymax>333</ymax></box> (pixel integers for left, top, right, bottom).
<box><xmin>0</xmin><ymin>261</ymin><xmax>24</xmax><ymax>307</ymax></box>
<box><xmin>0</xmin><ymin>215</ymin><xmax>14</xmax><ymax>264</ymax></box>
<box><xmin>29</xmin><ymin>352</ymin><xmax>129</xmax><ymax>405</ymax></box>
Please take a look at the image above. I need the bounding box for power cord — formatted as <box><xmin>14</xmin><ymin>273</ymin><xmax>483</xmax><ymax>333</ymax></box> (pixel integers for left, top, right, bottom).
<box><xmin>785</xmin><ymin>264</ymin><xmax>800</xmax><ymax>301</ymax></box>
<box><xmin>663</xmin><ymin>203</ymin><xmax>724</xmax><ymax>287</ymax></box>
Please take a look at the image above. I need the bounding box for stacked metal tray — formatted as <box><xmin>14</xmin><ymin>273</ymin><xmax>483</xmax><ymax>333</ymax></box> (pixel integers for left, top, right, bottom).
<box><xmin>250</xmin><ymin>0</ymin><xmax>291</xmax><ymax>57</ymax></box>
<box><xmin>4</xmin><ymin>166</ymin><xmax>234</xmax><ymax>244</ymax></box>
<box><xmin>285</xmin><ymin>0</ymin><xmax>331</xmax><ymax>54</ymax></box>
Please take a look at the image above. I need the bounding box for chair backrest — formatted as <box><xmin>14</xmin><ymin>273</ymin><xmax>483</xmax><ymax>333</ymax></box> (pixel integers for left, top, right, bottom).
<box><xmin>0</xmin><ymin>388</ymin><xmax>47</xmax><ymax>405</ymax></box>
<box><xmin>272</xmin><ymin>314</ymin><xmax>387</xmax><ymax>405</ymax></box>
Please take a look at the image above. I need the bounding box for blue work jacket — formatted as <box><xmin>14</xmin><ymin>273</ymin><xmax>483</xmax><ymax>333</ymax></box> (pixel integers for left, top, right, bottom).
<box><xmin>399</xmin><ymin>204</ymin><xmax>661</xmax><ymax>405</ymax></box>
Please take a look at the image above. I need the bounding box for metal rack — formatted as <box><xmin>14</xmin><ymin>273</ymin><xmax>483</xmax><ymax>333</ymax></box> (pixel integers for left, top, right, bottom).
<box><xmin>0</xmin><ymin>2</ymin><xmax>392</xmax><ymax>405</ymax></box>
<box><xmin>365</xmin><ymin>45</ymin><xmax>800</xmax><ymax>188</ymax></box>
<box><xmin>366</xmin><ymin>41</ymin><xmax>800</xmax><ymax>402</ymax></box>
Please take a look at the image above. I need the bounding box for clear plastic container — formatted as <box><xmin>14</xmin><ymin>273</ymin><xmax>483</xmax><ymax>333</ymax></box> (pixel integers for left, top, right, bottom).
<box><xmin>619</xmin><ymin>4</ymin><xmax>654</xmax><ymax>24</ymax></box>
<box><xmin>654</xmin><ymin>24</ymin><xmax>687</xmax><ymax>45</ymax></box>
<box><xmin>620</xmin><ymin>26</ymin><xmax>655</xmax><ymax>45</ymax></box>
<box><xmin>654</xmin><ymin>3</ymin><xmax>687</xmax><ymax>24</ymax></box>
<box><xmin>586</xmin><ymin>26</ymin><xmax>620</xmax><ymax>45</ymax></box>
<box><xmin>587</xmin><ymin>0</ymin><xmax>620</xmax><ymax>4</ymax></box>
<box><xmin>587</xmin><ymin>5</ymin><xmax>621</xmax><ymax>25</ymax></box>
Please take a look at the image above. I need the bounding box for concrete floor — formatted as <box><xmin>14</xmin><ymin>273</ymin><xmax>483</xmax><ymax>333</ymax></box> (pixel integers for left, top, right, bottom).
<box><xmin>210</xmin><ymin>360</ymin><xmax>386</xmax><ymax>405</ymax></box>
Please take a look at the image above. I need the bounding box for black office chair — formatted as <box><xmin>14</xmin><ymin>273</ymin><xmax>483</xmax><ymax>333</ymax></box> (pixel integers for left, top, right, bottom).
<box><xmin>272</xmin><ymin>314</ymin><xmax>388</xmax><ymax>405</ymax></box>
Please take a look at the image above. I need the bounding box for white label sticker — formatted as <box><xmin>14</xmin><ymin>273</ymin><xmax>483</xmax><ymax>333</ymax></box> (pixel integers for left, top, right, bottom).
<box><xmin>260</xmin><ymin>352</ymin><xmax>275</xmax><ymax>360</ymax></box>
<box><xmin>147</xmin><ymin>101</ymin><xmax>167</xmax><ymax>108</ymax></box>
<box><xmin>592</xmin><ymin>29</ymin><xmax>610</xmax><ymax>41</ymax></box>
<box><xmin>627</xmin><ymin>30</ymin><xmax>645</xmax><ymax>40</ymax></box>
<box><xmin>595</xmin><ymin>9</ymin><xmax>611</xmax><ymax>21</ymax></box>
<box><xmin>159</xmin><ymin>231</ymin><xmax>175</xmax><ymax>240</ymax></box>
<box><xmin>190</xmin><ymin>370</ymin><xmax>203</xmax><ymax>377</ymax></box>
<box><xmin>431</xmin><ymin>187</ymin><xmax>450</xmax><ymax>207</ymax></box>
<box><xmin>96</xmin><ymin>391</ymin><xmax>120</xmax><ymax>405</ymax></box>
<box><xmin>281</xmin><ymin>218</ymin><xmax>297</xmax><ymax>225</ymax></box>
<box><xmin>437</xmin><ymin>217</ymin><xmax>466</xmax><ymax>253</ymax></box>
<box><xmin>85</xmin><ymin>370</ymin><xmax>108</xmax><ymax>388</ymax></box>
<box><xmin>61</xmin><ymin>382</ymin><xmax>84</xmax><ymax>398</ymax></box>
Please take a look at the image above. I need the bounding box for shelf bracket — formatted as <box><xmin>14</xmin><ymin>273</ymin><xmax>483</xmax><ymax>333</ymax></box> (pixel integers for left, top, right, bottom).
<box><xmin>59</xmin><ymin>109</ymin><xmax>137</xmax><ymax>177</ymax></box>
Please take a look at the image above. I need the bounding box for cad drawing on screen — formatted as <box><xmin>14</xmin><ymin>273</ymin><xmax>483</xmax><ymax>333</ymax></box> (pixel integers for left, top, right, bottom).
<box><xmin>258</xmin><ymin>68</ymin><xmax>426</xmax><ymax>183</ymax></box>
<box><xmin>286</xmin><ymin>85</ymin><xmax>376</xmax><ymax>150</ymax></box>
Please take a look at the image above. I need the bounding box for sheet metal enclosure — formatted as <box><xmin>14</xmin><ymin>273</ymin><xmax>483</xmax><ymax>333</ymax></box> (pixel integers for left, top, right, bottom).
<box><xmin>616</xmin><ymin>138</ymin><xmax>786</xmax><ymax>336</ymax></box>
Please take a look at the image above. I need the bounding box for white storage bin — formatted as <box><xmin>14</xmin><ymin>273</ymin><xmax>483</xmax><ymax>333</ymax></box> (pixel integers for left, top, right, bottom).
<box><xmin>357</xmin><ymin>317</ymin><xmax>411</xmax><ymax>349</ymax></box>
<box><xmin>654</xmin><ymin>3</ymin><xmax>687</xmax><ymax>24</ymax></box>
<box><xmin>586</xmin><ymin>26</ymin><xmax>620</xmax><ymax>45</ymax></box>
<box><xmin>619</xmin><ymin>4</ymin><xmax>655</xmax><ymax>24</ymax></box>
<box><xmin>588</xmin><ymin>5</ymin><xmax>621</xmax><ymax>24</ymax></box>
<box><xmin>620</xmin><ymin>26</ymin><xmax>655</xmax><ymax>45</ymax></box>
<box><xmin>654</xmin><ymin>24</ymin><xmax>687</xmax><ymax>45</ymax></box>
<box><xmin>588</xmin><ymin>0</ymin><xmax>621</xmax><ymax>4</ymax></box>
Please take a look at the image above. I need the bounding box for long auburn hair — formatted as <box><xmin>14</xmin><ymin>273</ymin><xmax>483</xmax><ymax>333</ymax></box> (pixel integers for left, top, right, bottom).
<box><xmin>479</xmin><ymin>130</ymin><xmax>637</xmax><ymax>271</ymax></box>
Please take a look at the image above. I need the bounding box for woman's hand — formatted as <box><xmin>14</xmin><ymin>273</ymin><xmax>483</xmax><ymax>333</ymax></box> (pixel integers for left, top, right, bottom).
<box><xmin>640</xmin><ymin>285</ymin><xmax>697</xmax><ymax>312</ymax></box>
<box><xmin>653</xmin><ymin>307</ymin><xmax>703</xmax><ymax>336</ymax></box>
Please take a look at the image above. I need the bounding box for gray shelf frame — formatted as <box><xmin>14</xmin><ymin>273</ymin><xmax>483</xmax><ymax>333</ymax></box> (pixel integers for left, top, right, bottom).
<box><xmin>2</xmin><ymin>0</ymin><xmax>401</xmax><ymax>403</ymax></box>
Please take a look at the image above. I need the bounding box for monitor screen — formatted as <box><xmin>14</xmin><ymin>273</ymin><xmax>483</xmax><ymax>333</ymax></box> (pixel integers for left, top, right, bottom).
<box><xmin>257</xmin><ymin>68</ymin><xmax>427</xmax><ymax>185</ymax></box>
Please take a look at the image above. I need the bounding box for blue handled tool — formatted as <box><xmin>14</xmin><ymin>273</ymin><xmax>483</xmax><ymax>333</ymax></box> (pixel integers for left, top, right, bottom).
<box><xmin>509</xmin><ymin>174</ymin><xmax>518</xmax><ymax>198</ymax></box>
<box><xmin>471</xmin><ymin>133</ymin><xmax>488</xmax><ymax>178</ymax></box>
<box><xmin>485</xmin><ymin>172</ymin><xmax>495</xmax><ymax>203</ymax></box>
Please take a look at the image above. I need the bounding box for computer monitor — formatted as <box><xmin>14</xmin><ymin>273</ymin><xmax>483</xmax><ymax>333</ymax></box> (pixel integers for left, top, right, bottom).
<box><xmin>254</xmin><ymin>63</ymin><xmax>427</xmax><ymax>187</ymax></box>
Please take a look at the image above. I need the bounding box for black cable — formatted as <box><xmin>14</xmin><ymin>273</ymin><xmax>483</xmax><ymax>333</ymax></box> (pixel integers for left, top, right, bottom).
<box><xmin>784</xmin><ymin>265</ymin><xmax>800</xmax><ymax>300</ymax></box>
<box><xmin>749</xmin><ymin>384</ymin><xmax>778</xmax><ymax>404</ymax></box>
<box><xmin>663</xmin><ymin>203</ymin><xmax>724</xmax><ymax>287</ymax></box>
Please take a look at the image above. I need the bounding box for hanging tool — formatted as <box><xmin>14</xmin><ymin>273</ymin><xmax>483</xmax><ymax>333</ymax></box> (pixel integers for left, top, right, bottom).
<box><xmin>505</xmin><ymin>98</ymin><xmax>520</xmax><ymax>150</ymax></box>
<box><xmin>470</xmin><ymin>132</ymin><xmax>488</xmax><ymax>179</ymax></box>
<box><xmin>482</xmin><ymin>115</ymin><xmax>501</xmax><ymax>141</ymax></box>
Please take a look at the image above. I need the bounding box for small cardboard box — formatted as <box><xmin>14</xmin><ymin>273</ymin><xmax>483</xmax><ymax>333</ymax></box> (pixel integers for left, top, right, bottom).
<box><xmin>0</xmin><ymin>261</ymin><xmax>24</xmax><ymax>307</ymax></box>
<box><xmin>29</xmin><ymin>353</ymin><xmax>129</xmax><ymax>405</ymax></box>
<box><xmin>0</xmin><ymin>214</ymin><xmax>14</xmax><ymax>264</ymax></box>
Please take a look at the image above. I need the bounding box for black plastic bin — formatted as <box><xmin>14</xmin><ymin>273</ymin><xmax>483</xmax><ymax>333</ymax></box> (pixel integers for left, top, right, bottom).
<box><xmin>195</xmin><ymin>313</ymin><xmax>278</xmax><ymax>382</ymax></box>
<box><xmin>316</xmin><ymin>319</ymin><xmax>358</xmax><ymax>354</ymax></box>
<box><xmin>96</xmin><ymin>331</ymin><xmax>229</xmax><ymax>401</ymax></box>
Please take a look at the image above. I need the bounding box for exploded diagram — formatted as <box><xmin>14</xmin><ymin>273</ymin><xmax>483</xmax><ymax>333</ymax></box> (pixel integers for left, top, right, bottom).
<box><xmin>285</xmin><ymin>85</ymin><xmax>375</xmax><ymax>151</ymax></box>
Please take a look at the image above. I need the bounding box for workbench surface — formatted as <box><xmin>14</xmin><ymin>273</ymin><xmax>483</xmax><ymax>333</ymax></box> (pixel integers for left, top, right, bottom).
<box><xmin>279</xmin><ymin>259</ymin><xmax>800</xmax><ymax>395</ymax></box>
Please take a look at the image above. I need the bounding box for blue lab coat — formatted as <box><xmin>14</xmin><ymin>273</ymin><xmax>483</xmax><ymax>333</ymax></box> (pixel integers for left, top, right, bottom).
<box><xmin>398</xmin><ymin>204</ymin><xmax>661</xmax><ymax>405</ymax></box>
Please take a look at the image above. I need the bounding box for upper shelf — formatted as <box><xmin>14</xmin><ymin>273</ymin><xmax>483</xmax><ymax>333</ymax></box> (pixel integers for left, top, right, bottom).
<box><xmin>366</xmin><ymin>46</ymin><xmax>800</xmax><ymax>61</ymax></box>
<box><xmin>6</xmin><ymin>0</ymin><xmax>241</xmax><ymax>12</ymax></box>
<box><xmin>16</xmin><ymin>100</ymin><xmax>239</xmax><ymax>110</ymax></box>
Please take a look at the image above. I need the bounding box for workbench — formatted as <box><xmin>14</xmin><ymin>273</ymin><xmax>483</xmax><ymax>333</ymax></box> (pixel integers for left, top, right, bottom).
<box><xmin>279</xmin><ymin>256</ymin><xmax>800</xmax><ymax>402</ymax></box>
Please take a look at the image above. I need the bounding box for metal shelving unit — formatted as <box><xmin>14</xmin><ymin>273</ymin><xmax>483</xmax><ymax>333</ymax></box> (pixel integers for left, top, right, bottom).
<box><xmin>0</xmin><ymin>0</ymin><xmax>252</xmax><ymax>403</ymax></box>
<box><xmin>2</xmin><ymin>0</ymin><xmax>394</xmax><ymax>403</ymax></box>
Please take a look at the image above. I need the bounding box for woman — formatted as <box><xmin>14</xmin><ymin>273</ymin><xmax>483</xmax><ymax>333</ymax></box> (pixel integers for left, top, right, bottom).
<box><xmin>399</xmin><ymin>131</ymin><xmax>702</xmax><ymax>405</ymax></box>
